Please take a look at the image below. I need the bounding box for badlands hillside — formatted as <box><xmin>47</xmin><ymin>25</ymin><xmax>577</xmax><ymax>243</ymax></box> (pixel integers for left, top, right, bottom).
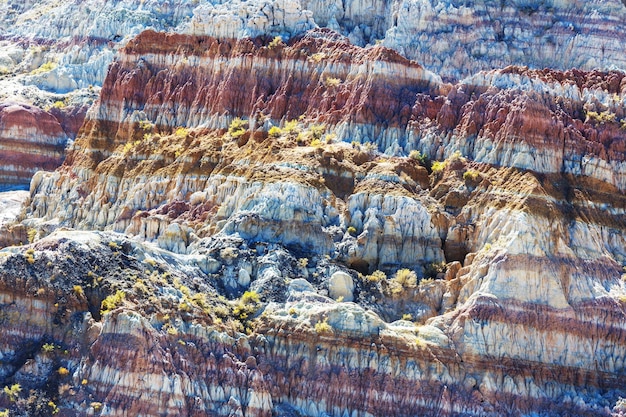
<box><xmin>1</xmin><ymin>1</ymin><xmax>626</xmax><ymax>416</ymax></box>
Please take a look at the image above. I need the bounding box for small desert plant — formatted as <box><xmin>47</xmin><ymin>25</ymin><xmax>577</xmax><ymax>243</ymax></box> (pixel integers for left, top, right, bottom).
<box><xmin>424</xmin><ymin>261</ymin><xmax>447</xmax><ymax>279</ymax></box>
<box><xmin>431</xmin><ymin>160</ymin><xmax>446</xmax><ymax>173</ymax></box>
<box><xmin>233</xmin><ymin>291</ymin><xmax>261</xmax><ymax>321</ymax></box>
<box><xmin>3</xmin><ymin>383</ymin><xmax>21</xmax><ymax>402</ymax></box>
<box><xmin>27</xmin><ymin>228</ymin><xmax>37</xmax><ymax>243</ymax></box>
<box><xmin>347</xmin><ymin>226</ymin><xmax>357</xmax><ymax>236</ymax></box>
<box><xmin>409</xmin><ymin>150</ymin><xmax>428</xmax><ymax>166</ymax></box>
<box><xmin>174</xmin><ymin>127</ymin><xmax>189</xmax><ymax>137</ymax></box>
<box><xmin>389</xmin><ymin>268</ymin><xmax>417</xmax><ymax>296</ymax></box>
<box><xmin>324</xmin><ymin>77</ymin><xmax>341</xmax><ymax>87</ymax></box>
<box><xmin>366</xmin><ymin>270</ymin><xmax>386</xmax><ymax>283</ymax></box>
<box><xmin>586</xmin><ymin>110</ymin><xmax>617</xmax><ymax>124</ymax></box>
<box><xmin>268</xmin><ymin>36</ymin><xmax>283</xmax><ymax>49</ymax></box>
<box><xmin>25</xmin><ymin>248</ymin><xmax>35</xmax><ymax>264</ymax></box>
<box><xmin>309</xmin><ymin>52</ymin><xmax>326</xmax><ymax>63</ymax></box>
<box><xmin>309</xmin><ymin>124</ymin><xmax>326</xmax><ymax>140</ymax></box>
<box><xmin>101</xmin><ymin>290</ymin><xmax>126</xmax><ymax>315</ymax></box>
<box><xmin>310</xmin><ymin>138</ymin><xmax>323</xmax><ymax>147</ymax></box>
<box><xmin>42</xmin><ymin>343</ymin><xmax>55</xmax><ymax>353</ymax></box>
<box><xmin>138</xmin><ymin>120</ymin><xmax>154</xmax><ymax>131</ymax></box>
<box><xmin>73</xmin><ymin>285</ymin><xmax>84</xmax><ymax>297</ymax></box>
<box><xmin>268</xmin><ymin>126</ymin><xmax>282</xmax><ymax>138</ymax></box>
<box><xmin>31</xmin><ymin>61</ymin><xmax>56</xmax><ymax>74</ymax></box>
<box><xmin>463</xmin><ymin>169</ymin><xmax>480</xmax><ymax>181</ymax></box>
<box><xmin>228</xmin><ymin>117</ymin><xmax>247</xmax><ymax>138</ymax></box>
<box><xmin>314</xmin><ymin>317</ymin><xmax>332</xmax><ymax>333</ymax></box>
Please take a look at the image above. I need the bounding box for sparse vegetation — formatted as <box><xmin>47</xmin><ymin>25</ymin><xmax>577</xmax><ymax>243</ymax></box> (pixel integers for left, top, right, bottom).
<box><xmin>3</xmin><ymin>383</ymin><xmax>21</xmax><ymax>402</ymax></box>
<box><xmin>424</xmin><ymin>261</ymin><xmax>447</xmax><ymax>279</ymax></box>
<box><xmin>402</xmin><ymin>313</ymin><xmax>413</xmax><ymax>321</ymax></box>
<box><xmin>233</xmin><ymin>290</ymin><xmax>261</xmax><ymax>321</ymax></box>
<box><xmin>314</xmin><ymin>317</ymin><xmax>332</xmax><ymax>333</ymax></box>
<box><xmin>51</xmin><ymin>100</ymin><xmax>66</xmax><ymax>109</ymax></box>
<box><xmin>48</xmin><ymin>401</ymin><xmax>59</xmax><ymax>415</ymax></box>
<box><xmin>268</xmin><ymin>36</ymin><xmax>283</xmax><ymax>49</ymax></box>
<box><xmin>366</xmin><ymin>270</ymin><xmax>386</xmax><ymax>283</ymax></box>
<box><xmin>27</xmin><ymin>228</ymin><xmax>37</xmax><ymax>243</ymax></box>
<box><xmin>309</xmin><ymin>52</ymin><xmax>326</xmax><ymax>63</ymax></box>
<box><xmin>175</xmin><ymin>127</ymin><xmax>189</xmax><ymax>137</ymax></box>
<box><xmin>586</xmin><ymin>110</ymin><xmax>617</xmax><ymax>124</ymax></box>
<box><xmin>347</xmin><ymin>226</ymin><xmax>357</xmax><ymax>236</ymax></box>
<box><xmin>310</xmin><ymin>138</ymin><xmax>323</xmax><ymax>147</ymax></box>
<box><xmin>42</xmin><ymin>343</ymin><xmax>55</xmax><ymax>353</ymax></box>
<box><xmin>268</xmin><ymin>126</ymin><xmax>282</xmax><ymax>138</ymax></box>
<box><xmin>73</xmin><ymin>285</ymin><xmax>84</xmax><ymax>297</ymax></box>
<box><xmin>228</xmin><ymin>117</ymin><xmax>247</xmax><ymax>138</ymax></box>
<box><xmin>463</xmin><ymin>169</ymin><xmax>480</xmax><ymax>182</ymax></box>
<box><xmin>139</xmin><ymin>120</ymin><xmax>154</xmax><ymax>131</ymax></box>
<box><xmin>57</xmin><ymin>367</ymin><xmax>69</xmax><ymax>376</ymax></box>
<box><xmin>298</xmin><ymin>258</ymin><xmax>308</xmax><ymax>268</ymax></box>
<box><xmin>409</xmin><ymin>149</ymin><xmax>428</xmax><ymax>166</ymax></box>
<box><xmin>431</xmin><ymin>160</ymin><xmax>446</xmax><ymax>173</ymax></box>
<box><xmin>30</xmin><ymin>61</ymin><xmax>56</xmax><ymax>75</ymax></box>
<box><xmin>25</xmin><ymin>248</ymin><xmax>35</xmax><ymax>264</ymax></box>
<box><xmin>101</xmin><ymin>290</ymin><xmax>126</xmax><ymax>315</ymax></box>
<box><xmin>389</xmin><ymin>269</ymin><xmax>417</xmax><ymax>296</ymax></box>
<box><xmin>324</xmin><ymin>77</ymin><xmax>341</xmax><ymax>87</ymax></box>
<box><xmin>309</xmin><ymin>124</ymin><xmax>325</xmax><ymax>140</ymax></box>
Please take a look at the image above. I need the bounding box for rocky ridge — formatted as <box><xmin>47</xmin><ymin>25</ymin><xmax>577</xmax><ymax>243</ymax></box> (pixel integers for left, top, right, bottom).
<box><xmin>1</xmin><ymin>0</ymin><xmax>626</xmax><ymax>191</ymax></box>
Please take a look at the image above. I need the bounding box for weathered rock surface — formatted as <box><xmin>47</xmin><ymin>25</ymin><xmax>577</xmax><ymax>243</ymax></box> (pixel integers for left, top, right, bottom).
<box><xmin>383</xmin><ymin>0</ymin><xmax>626</xmax><ymax>80</ymax></box>
<box><xmin>2</xmin><ymin>0</ymin><xmax>626</xmax><ymax>191</ymax></box>
<box><xmin>1</xmin><ymin>2</ymin><xmax>626</xmax><ymax>417</ymax></box>
<box><xmin>0</xmin><ymin>102</ymin><xmax>80</xmax><ymax>190</ymax></box>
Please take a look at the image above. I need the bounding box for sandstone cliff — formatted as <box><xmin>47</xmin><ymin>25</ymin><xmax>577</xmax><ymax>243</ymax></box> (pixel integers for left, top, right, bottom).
<box><xmin>0</xmin><ymin>28</ymin><xmax>621</xmax><ymax>417</ymax></box>
<box><xmin>2</xmin><ymin>0</ymin><xmax>626</xmax><ymax>191</ymax></box>
<box><xmin>2</xmin><ymin>0</ymin><xmax>626</xmax><ymax>415</ymax></box>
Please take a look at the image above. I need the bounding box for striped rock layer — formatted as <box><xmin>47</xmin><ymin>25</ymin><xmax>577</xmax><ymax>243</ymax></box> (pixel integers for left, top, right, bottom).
<box><xmin>1</xmin><ymin>29</ymin><xmax>625</xmax><ymax>417</ymax></box>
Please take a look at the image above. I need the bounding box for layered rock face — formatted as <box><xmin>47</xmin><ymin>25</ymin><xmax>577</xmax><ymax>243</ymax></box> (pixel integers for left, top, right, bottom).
<box><xmin>0</xmin><ymin>28</ymin><xmax>620</xmax><ymax>417</ymax></box>
<box><xmin>2</xmin><ymin>0</ymin><xmax>626</xmax><ymax>192</ymax></box>
<box><xmin>0</xmin><ymin>102</ymin><xmax>78</xmax><ymax>190</ymax></box>
<box><xmin>382</xmin><ymin>0</ymin><xmax>626</xmax><ymax>79</ymax></box>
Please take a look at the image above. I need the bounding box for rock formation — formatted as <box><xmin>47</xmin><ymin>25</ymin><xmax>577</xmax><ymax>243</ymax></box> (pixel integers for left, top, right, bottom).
<box><xmin>1</xmin><ymin>1</ymin><xmax>626</xmax><ymax>417</ymax></box>
<box><xmin>2</xmin><ymin>0</ymin><xmax>626</xmax><ymax>190</ymax></box>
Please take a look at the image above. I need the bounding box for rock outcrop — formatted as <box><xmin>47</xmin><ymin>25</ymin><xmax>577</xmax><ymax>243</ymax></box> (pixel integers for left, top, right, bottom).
<box><xmin>0</xmin><ymin>102</ymin><xmax>81</xmax><ymax>190</ymax></box>
<box><xmin>2</xmin><ymin>0</ymin><xmax>626</xmax><ymax>191</ymax></box>
<box><xmin>1</xmin><ymin>2</ymin><xmax>626</xmax><ymax>417</ymax></box>
<box><xmin>383</xmin><ymin>0</ymin><xmax>626</xmax><ymax>80</ymax></box>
